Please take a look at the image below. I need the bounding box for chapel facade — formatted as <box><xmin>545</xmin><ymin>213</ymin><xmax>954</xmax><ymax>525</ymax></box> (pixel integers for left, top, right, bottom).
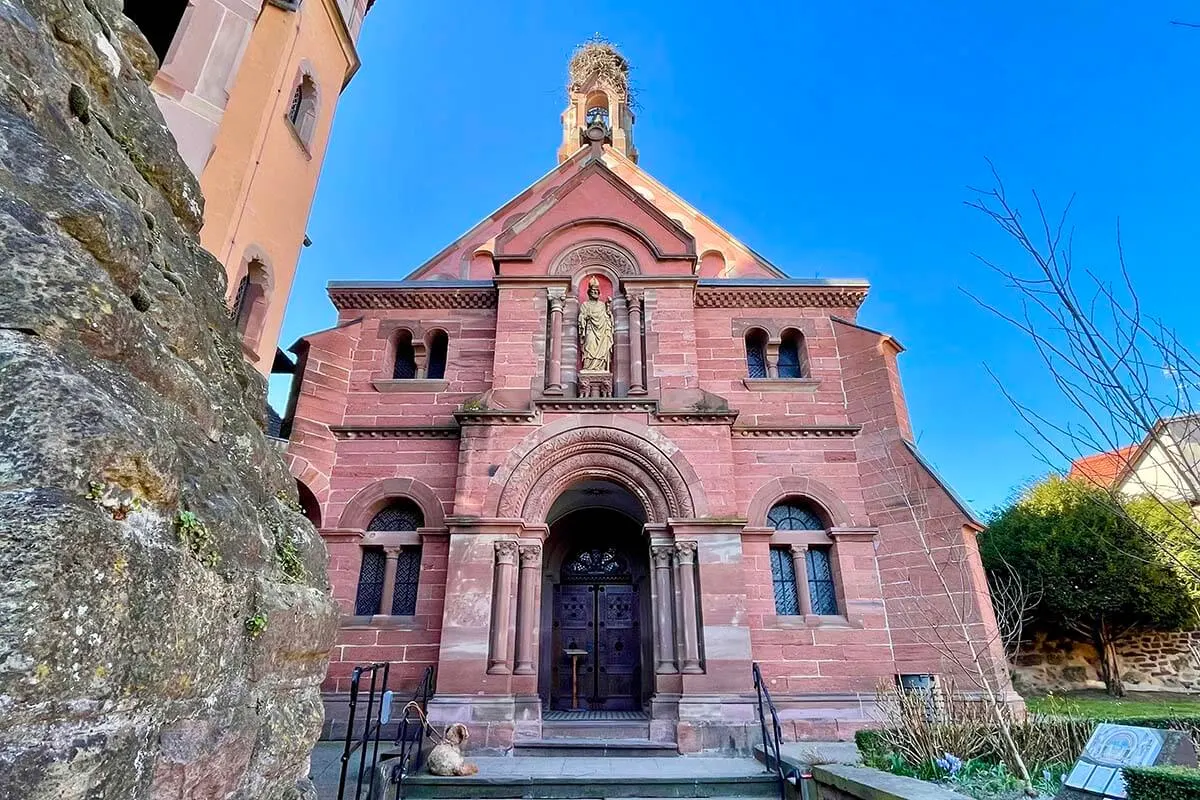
<box><xmin>282</xmin><ymin>42</ymin><xmax>1014</xmax><ymax>753</ymax></box>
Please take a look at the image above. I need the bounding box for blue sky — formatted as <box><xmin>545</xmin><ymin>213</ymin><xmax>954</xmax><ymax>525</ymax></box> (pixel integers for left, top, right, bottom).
<box><xmin>272</xmin><ymin>1</ymin><xmax>1200</xmax><ymax>514</ymax></box>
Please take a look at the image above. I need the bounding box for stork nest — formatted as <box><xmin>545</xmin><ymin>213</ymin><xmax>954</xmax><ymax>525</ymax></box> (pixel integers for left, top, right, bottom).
<box><xmin>568</xmin><ymin>35</ymin><xmax>635</xmax><ymax>106</ymax></box>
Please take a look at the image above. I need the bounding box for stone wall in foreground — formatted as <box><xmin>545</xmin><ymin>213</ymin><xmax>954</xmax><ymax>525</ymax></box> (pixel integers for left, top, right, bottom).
<box><xmin>0</xmin><ymin>1</ymin><xmax>337</xmax><ymax>797</ymax></box>
<box><xmin>1013</xmin><ymin>630</ymin><xmax>1200</xmax><ymax>695</ymax></box>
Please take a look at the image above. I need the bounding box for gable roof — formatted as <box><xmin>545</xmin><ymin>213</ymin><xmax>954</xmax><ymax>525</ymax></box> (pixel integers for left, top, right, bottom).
<box><xmin>1068</xmin><ymin>445</ymin><xmax>1137</xmax><ymax>488</ymax></box>
<box><xmin>404</xmin><ymin>143</ymin><xmax>787</xmax><ymax>281</ymax></box>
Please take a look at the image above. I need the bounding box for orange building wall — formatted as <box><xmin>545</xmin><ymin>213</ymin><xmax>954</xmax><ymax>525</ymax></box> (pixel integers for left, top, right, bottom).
<box><xmin>152</xmin><ymin>0</ymin><xmax>366</xmax><ymax>373</ymax></box>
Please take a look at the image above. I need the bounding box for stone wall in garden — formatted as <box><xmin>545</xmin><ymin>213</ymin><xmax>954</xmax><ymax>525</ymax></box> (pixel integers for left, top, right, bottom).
<box><xmin>0</xmin><ymin>1</ymin><xmax>338</xmax><ymax>797</ymax></box>
<box><xmin>1013</xmin><ymin>630</ymin><xmax>1200</xmax><ymax>694</ymax></box>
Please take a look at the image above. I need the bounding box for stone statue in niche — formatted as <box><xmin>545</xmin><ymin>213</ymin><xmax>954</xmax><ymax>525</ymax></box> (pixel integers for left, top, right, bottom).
<box><xmin>578</xmin><ymin>276</ymin><xmax>614</xmax><ymax>372</ymax></box>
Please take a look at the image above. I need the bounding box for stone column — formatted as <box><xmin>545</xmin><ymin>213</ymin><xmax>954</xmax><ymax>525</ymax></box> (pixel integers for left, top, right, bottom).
<box><xmin>651</xmin><ymin>545</ymin><xmax>678</xmax><ymax>673</ymax></box>
<box><xmin>514</xmin><ymin>544</ymin><xmax>541</xmax><ymax>674</ymax></box>
<box><xmin>674</xmin><ymin>541</ymin><xmax>702</xmax><ymax>673</ymax></box>
<box><xmin>545</xmin><ymin>288</ymin><xmax>565</xmax><ymax>395</ymax></box>
<box><xmin>487</xmin><ymin>540</ymin><xmax>518</xmax><ymax>674</ymax></box>
<box><xmin>378</xmin><ymin>547</ymin><xmax>402</xmax><ymax>615</ymax></box>
<box><xmin>627</xmin><ymin>291</ymin><xmax>646</xmax><ymax>395</ymax></box>
<box><xmin>790</xmin><ymin>544</ymin><xmax>813</xmax><ymax>616</ymax></box>
<box><xmin>765</xmin><ymin>341</ymin><xmax>780</xmax><ymax>379</ymax></box>
<box><xmin>612</xmin><ymin>292</ymin><xmax>628</xmax><ymax>396</ymax></box>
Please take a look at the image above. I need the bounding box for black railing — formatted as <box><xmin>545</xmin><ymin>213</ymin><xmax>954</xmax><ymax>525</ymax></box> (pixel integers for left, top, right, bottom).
<box><xmin>383</xmin><ymin>665</ymin><xmax>437</xmax><ymax>798</ymax></box>
<box><xmin>337</xmin><ymin>662</ymin><xmax>390</xmax><ymax>800</ymax></box>
<box><xmin>753</xmin><ymin>661</ymin><xmax>802</xmax><ymax>800</ymax></box>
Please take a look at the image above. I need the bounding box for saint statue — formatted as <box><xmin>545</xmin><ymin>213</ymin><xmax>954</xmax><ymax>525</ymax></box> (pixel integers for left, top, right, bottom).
<box><xmin>578</xmin><ymin>277</ymin><xmax>614</xmax><ymax>372</ymax></box>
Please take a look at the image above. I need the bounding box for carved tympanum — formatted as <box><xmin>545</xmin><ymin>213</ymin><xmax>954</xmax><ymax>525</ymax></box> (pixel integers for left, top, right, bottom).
<box><xmin>550</xmin><ymin>243</ymin><xmax>639</xmax><ymax>276</ymax></box>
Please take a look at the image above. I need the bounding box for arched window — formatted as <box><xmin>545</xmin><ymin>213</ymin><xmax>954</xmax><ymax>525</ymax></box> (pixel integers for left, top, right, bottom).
<box><xmin>393</xmin><ymin>330</ymin><xmax>417</xmax><ymax>379</ymax></box>
<box><xmin>745</xmin><ymin>329</ymin><xmax>768</xmax><ymax>379</ymax></box>
<box><xmin>228</xmin><ymin>257</ymin><xmax>270</xmax><ymax>350</ymax></box>
<box><xmin>767</xmin><ymin>499</ymin><xmax>839</xmax><ymax>616</ymax></box>
<box><xmin>230</xmin><ymin>274</ymin><xmax>252</xmax><ymax>331</ymax></box>
<box><xmin>767</xmin><ymin>500</ymin><xmax>827</xmax><ymax>531</ymax></box>
<box><xmin>288</xmin><ymin>75</ymin><xmax>319</xmax><ymax>148</ymax></box>
<box><xmin>354</xmin><ymin>500</ymin><xmax>424</xmax><ymax>617</ymax></box>
<box><xmin>585</xmin><ymin>91</ymin><xmax>610</xmax><ymax>130</ymax></box>
<box><xmin>367</xmin><ymin>500</ymin><xmax>424</xmax><ymax>533</ymax></box>
<box><xmin>778</xmin><ymin>329</ymin><xmax>805</xmax><ymax>379</ymax></box>
<box><xmin>426</xmin><ymin>330</ymin><xmax>448</xmax><ymax>380</ymax></box>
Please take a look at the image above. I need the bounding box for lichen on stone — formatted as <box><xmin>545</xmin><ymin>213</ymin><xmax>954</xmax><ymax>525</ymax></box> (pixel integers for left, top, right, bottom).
<box><xmin>0</xmin><ymin>2</ymin><xmax>337</xmax><ymax>796</ymax></box>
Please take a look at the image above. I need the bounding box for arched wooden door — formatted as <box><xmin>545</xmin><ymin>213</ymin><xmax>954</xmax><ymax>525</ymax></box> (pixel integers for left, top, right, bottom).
<box><xmin>551</xmin><ymin>545</ymin><xmax>641</xmax><ymax>711</ymax></box>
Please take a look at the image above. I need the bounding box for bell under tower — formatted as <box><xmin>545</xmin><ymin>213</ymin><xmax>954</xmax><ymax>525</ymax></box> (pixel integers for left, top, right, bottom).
<box><xmin>558</xmin><ymin>38</ymin><xmax>638</xmax><ymax>164</ymax></box>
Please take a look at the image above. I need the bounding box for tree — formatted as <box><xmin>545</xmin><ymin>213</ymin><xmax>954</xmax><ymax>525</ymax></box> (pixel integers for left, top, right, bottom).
<box><xmin>968</xmin><ymin>170</ymin><xmax>1200</xmax><ymax>589</ymax></box>
<box><xmin>980</xmin><ymin>476</ymin><xmax>1197</xmax><ymax>696</ymax></box>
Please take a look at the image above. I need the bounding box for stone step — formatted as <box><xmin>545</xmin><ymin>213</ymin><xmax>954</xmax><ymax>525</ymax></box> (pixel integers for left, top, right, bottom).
<box><xmin>513</xmin><ymin>738</ymin><xmax>679</xmax><ymax>758</ymax></box>
<box><xmin>539</xmin><ymin>720</ymin><xmax>653</xmax><ymax>740</ymax></box>
<box><xmin>399</xmin><ymin>756</ymin><xmax>777</xmax><ymax>799</ymax></box>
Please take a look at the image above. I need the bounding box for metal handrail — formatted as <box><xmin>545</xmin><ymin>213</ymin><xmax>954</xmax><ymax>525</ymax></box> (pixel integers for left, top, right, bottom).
<box><xmin>752</xmin><ymin>661</ymin><xmax>794</xmax><ymax>800</ymax></box>
<box><xmin>386</xmin><ymin>666</ymin><xmax>437</xmax><ymax>798</ymax></box>
<box><xmin>337</xmin><ymin>662</ymin><xmax>390</xmax><ymax>800</ymax></box>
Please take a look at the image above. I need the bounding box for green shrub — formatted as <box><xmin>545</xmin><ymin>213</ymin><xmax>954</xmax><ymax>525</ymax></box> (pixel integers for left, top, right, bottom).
<box><xmin>855</xmin><ymin>729</ymin><xmax>888</xmax><ymax>762</ymax></box>
<box><xmin>1124</xmin><ymin>765</ymin><xmax>1200</xmax><ymax>800</ymax></box>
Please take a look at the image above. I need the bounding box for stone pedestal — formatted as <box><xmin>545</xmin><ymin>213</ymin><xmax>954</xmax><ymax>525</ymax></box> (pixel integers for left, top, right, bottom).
<box><xmin>577</xmin><ymin>370</ymin><xmax>613</xmax><ymax>398</ymax></box>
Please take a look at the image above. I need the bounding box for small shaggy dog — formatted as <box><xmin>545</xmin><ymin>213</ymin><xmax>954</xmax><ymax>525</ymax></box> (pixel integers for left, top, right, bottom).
<box><xmin>425</xmin><ymin>722</ymin><xmax>478</xmax><ymax>777</ymax></box>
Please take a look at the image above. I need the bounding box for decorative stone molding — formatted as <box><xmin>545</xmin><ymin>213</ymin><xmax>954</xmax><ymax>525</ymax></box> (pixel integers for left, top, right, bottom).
<box><xmin>549</xmin><ymin>243</ymin><xmax>640</xmax><ymax>277</ymax></box>
<box><xmin>695</xmin><ymin>286</ymin><xmax>868</xmax><ymax>309</ymax></box>
<box><xmin>330</xmin><ymin>425</ymin><xmax>460</xmax><ymax>439</ymax></box>
<box><xmin>732</xmin><ymin>425</ymin><xmax>861</xmax><ymax>438</ymax></box>
<box><xmin>655</xmin><ymin>410</ymin><xmax>740</xmax><ymax>425</ymax></box>
<box><xmin>455</xmin><ymin>409</ymin><xmax>540</xmax><ymax>425</ymax></box>
<box><xmin>535</xmin><ymin>398</ymin><xmax>658</xmax><ymax>413</ymax></box>
<box><xmin>337</xmin><ymin>476</ymin><xmax>447</xmax><ymax>530</ymax></box>
<box><xmin>496</xmin><ymin>426</ymin><xmax>696</xmax><ymax>522</ymax></box>
<box><xmin>329</xmin><ymin>286</ymin><xmax>497</xmax><ymax>310</ymax></box>
<box><xmin>372</xmin><ymin>379</ymin><xmax>450</xmax><ymax>393</ymax></box>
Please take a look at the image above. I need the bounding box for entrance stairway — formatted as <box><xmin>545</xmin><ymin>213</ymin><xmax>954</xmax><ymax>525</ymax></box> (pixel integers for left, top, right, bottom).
<box><xmin>513</xmin><ymin>711</ymin><xmax>674</xmax><ymax>758</ymax></box>
<box><xmin>398</xmin><ymin>755</ymin><xmax>778</xmax><ymax>799</ymax></box>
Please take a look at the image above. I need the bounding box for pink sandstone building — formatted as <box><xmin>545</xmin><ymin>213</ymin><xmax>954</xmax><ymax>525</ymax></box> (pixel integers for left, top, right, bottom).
<box><xmin>282</xmin><ymin>42</ymin><xmax>1014</xmax><ymax>753</ymax></box>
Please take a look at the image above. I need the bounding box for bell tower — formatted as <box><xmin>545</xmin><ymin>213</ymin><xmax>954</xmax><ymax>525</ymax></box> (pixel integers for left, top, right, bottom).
<box><xmin>558</xmin><ymin>38</ymin><xmax>638</xmax><ymax>164</ymax></box>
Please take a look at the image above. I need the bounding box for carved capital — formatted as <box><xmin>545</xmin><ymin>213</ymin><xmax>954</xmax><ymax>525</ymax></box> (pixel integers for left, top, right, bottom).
<box><xmin>495</xmin><ymin>540</ymin><xmax>518</xmax><ymax>565</ymax></box>
<box><xmin>651</xmin><ymin>544</ymin><xmax>674</xmax><ymax>569</ymax></box>
<box><xmin>547</xmin><ymin>287</ymin><xmax>566</xmax><ymax>311</ymax></box>
<box><xmin>519</xmin><ymin>544</ymin><xmax>541</xmax><ymax>567</ymax></box>
<box><xmin>674</xmin><ymin>541</ymin><xmax>697</xmax><ymax>565</ymax></box>
<box><xmin>625</xmin><ymin>290</ymin><xmax>644</xmax><ymax>312</ymax></box>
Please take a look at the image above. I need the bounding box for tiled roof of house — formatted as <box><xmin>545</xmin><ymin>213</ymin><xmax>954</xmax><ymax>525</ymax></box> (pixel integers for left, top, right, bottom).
<box><xmin>1067</xmin><ymin>445</ymin><xmax>1137</xmax><ymax>487</ymax></box>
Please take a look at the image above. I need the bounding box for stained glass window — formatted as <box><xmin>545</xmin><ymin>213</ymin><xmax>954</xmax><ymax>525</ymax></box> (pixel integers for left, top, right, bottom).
<box><xmin>563</xmin><ymin>546</ymin><xmax>630</xmax><ymax>582</ymax></box>
<box><xmin>778</xmin><ymin>330</ymin><xmax>803</xmax><ymax>378</ymax></box>
<box><xmin>767</xmin><ymin>501</ymin><xmax>826</xmax><ymax>531</ymax></box>
<box><xmin>367</xmin><ymin>500</ymin><xmax>424</xmax><ymax>532</ymax></box>
<box><xmin>745</xmin><ymin>329</ymin><xmax>768</xmax><ymax>379</ymax></box>
<box><xmin>427</xmin><ymin>330</ymin><xmax>448</xmax><ymax>380</ymax></box>
<box><xmin>806</xmin><ymin>547</ymin><xmax>838</xmax><ymax>615</ymax></box>
<box><xmin>770</xmin><ymin>547</ymin><xmax>800</xmax><ymax>615</ymax></box>
<box><xmin>393</xmin><ymin>332</ymin><xmax>417</xmax><ymax>379</ymax></box>
<box><xmin>354</xmin><ymin>548</ymin><xmax>386</xmax><ymax>615</ymax></box>
<box><xmin>391</xmin><ymin>548</ymin><xmax>422</xmax><ymax>615</ymax></box>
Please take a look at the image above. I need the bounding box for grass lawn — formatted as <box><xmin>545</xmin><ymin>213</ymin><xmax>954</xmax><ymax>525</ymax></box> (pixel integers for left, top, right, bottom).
<box><xmin>1025</xmin><ymin>690</ymin><xmax>1200</xmax><ymax>719</ymax></box>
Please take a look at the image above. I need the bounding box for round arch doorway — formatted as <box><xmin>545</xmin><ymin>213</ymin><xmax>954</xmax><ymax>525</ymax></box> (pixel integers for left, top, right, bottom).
<box><xmin>539</xmin><ymin>479</ymin><xmax>651</xmax><ymax>713</ymax></box>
